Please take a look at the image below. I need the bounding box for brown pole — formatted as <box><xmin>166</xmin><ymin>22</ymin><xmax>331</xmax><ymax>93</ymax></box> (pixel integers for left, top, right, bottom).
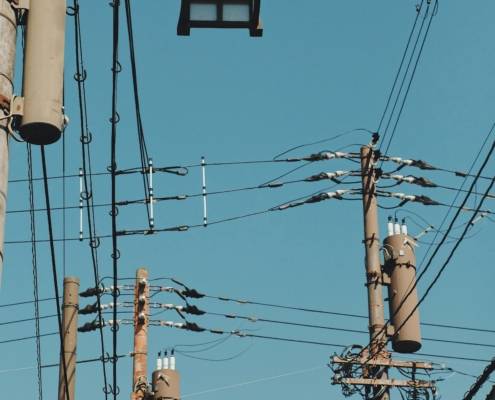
<box><xmin>58</xmin><ymin>277</ymin><xmax>80</xmax><ymax>400</ymax></box>
<box><xmin>360</xmin><ymin>145</ymin><xmax>390</xmax><ymax>400</ymax></box>
<box><xmin>132</xmin><ymin>268</ymin><xmax>150</xmax><ymax>400</ymax></box>
<box><xmin>0</xmin><ymin>0</ymin><xmax>17</xmax><ymax>284</ymax></box>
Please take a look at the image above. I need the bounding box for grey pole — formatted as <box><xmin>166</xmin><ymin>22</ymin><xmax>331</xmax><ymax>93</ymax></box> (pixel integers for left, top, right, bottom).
<box><xmin>0</xmin><ymin>0</ymin><xmax>17</xmax><ymax>283</ymax></box>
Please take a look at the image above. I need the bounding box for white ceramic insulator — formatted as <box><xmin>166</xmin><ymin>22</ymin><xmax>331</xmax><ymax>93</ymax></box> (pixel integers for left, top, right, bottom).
<box><xmin>394</xmin><ymin>219</ymin><xmax>401</xmax><ymax>235</ymax></box>
<box><xmin>387</xmin><ymin>219</ymin><xmax>394</xmax><ymax>237</ymax></box>
<box><xmin>170</xmin><ymin>356</ymin><xmax>176</xmax><ymax>370</ymax></box>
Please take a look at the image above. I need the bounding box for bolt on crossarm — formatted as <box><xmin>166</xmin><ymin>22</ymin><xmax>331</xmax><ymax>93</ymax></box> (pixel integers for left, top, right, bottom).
<box><xmin>360</xmin><ymin>145</ymin><xmax>390</xmax><ymax>400</ymax></box>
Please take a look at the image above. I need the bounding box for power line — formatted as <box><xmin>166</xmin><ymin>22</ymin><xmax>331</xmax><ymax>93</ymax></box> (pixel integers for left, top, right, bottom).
<box><xmin>70</xmin><ymin>0</ymin><xmax>110</xmax><ymax>393</ymax></box>
<box><xmin>463</xmin><ymin>358</ymin><xmax>495</xmax><ymax>400</ymax></box>
<box><xmin>381</xmin><ymin>0</ymin><xmax>438</xmax><ymax>158</ymax></box>
<box><xmin>376</xmin><ymin>1</ymin><xmax>423</xmax><ymax>133</ymax></box>
<box><xmin>0</xmin><ymin>297</ymin><xmax>58</xmax><ymax>308</ymax></box>
<box><xmin>149</xmin><ymin>319</ymin><xmax>492</xmax><ymax>364</ymax></box>
<box><xmin>110</xmin><ymin>0</ymin><xmax>121</xmax><ymax>397</ymax></box>
<box><xmin>124</xmin><ymin>0</ymin><xmax>152</xmax><ymax>229</ymax></box>
<box><xmin>0</xmin><ymin>332</ymin><xmax>58</xmax><ymax>345</ymax></box>
<box><xmin>27</xmin><ymin>143</ymin><xmax>43</xmax><ymax>400</ymax></box>
<box><xmin>40</xmin><ymin>146</ymin><xmax>71</xmax><ymax>400</ymax></box>
<box><xmin>203</xmin><ymin>309</ymin><xmax>495</xmax><ymax>349</ymax></box>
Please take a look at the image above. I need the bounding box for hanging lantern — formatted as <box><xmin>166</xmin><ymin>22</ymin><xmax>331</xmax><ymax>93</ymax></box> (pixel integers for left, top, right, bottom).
<box><xmin>178</xmin><ymin>0</ymin><xmax>262</xmax><ymax>37</ymax></box>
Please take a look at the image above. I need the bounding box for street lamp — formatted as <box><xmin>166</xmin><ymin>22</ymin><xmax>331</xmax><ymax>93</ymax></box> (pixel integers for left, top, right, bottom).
<box><xmin>177</xmin><ymin>0</ymin><xmax>262</xmax><ymax>37</ymax></box>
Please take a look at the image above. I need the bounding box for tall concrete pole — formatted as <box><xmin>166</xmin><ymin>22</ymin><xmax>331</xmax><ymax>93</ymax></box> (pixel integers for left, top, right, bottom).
<box><xmin>0</xmin><ymin>0</ymin><xmax>17</xmax><ymax>283</ymax></box>
<box><xmin>132</xmin><ymin>268</ymin><xmax>150</xmax><ymax>400</ymax></box>
<box><xmin>360</xmin><ymin>145</ymin><xmax>390</xmax><ymax>400</ymax></box>
<box><xmin>58</xmin><ymin>277</ymin><xmax>80</xmax><ymax>400</ymax></box>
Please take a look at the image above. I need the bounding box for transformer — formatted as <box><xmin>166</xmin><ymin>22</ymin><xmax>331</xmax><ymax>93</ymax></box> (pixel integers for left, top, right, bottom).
<box><xmin>383</xmin><ymin>231</ymin><xmax>422</xmax><ymax>353</ymax></box>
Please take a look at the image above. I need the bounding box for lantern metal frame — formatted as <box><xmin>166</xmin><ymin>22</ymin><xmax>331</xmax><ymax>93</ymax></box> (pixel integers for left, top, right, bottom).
<box><xmin>177</xmin><ymin>0</ymin><xmax>263</xmax><ymax>37</ymax></box>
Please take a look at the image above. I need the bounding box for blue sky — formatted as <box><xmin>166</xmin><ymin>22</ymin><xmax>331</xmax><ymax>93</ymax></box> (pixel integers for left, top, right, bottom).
<box><xmin>1</xmin><ymin>1</ymin><xmax>495</xmax><ymax>399</ymax></box>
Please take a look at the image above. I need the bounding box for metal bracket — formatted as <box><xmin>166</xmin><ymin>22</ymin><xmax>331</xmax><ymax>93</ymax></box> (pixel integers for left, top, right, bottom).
<box><xmin>9</xmin><ymin>0</ymin><xmax>29</xmax><ymax>10</ymax></box>
<box><xmin>386</xmin><ymin>324</ymin><xmax>395</xmax><ymax>337</ymax></box>
<box><xmin>10</xmin><ymin>96</ymin><xmax>24</xmax><ymax>117</ymax></box>
<box><xmin>0</xmin><ymin>94</ymin><xmax>9</xmax><ymax>112</ymax></box>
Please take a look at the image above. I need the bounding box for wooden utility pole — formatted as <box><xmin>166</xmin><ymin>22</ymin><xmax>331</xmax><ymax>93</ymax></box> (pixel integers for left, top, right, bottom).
<box><xmin>58</xmin><ymin>277</ymin><xmax>80</xmax><ymax>400</ymax></box>
<box><xmin>132</xmin><ymin>268</ymin><xmax>150</xmax><ymax>400</ymax></box>
<box><xmin>0</xmin><ymin>0</ymin><xmax>17</xmax><ymax>283</ymax></box>
<box><xmin>360</xmin><ymin>145</ymin><xmax>390</xmax><ymax>400</ymax></box>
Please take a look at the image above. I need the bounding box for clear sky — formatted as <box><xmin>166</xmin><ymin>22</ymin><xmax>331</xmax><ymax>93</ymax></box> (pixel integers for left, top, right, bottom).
<box><xmin>1</xmin><ymin>1</ymin><xmax>495</xmax><ymax>399</ymax></box>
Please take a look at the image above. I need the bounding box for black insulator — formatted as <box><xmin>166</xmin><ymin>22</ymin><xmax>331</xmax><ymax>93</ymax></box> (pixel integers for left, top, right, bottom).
<box><xmin>413</xmin><ymin>177</ymin><xmax>437</xmax><ymax>188</ymax></box>
<box><xmin>183</xmin><ymin>305</ymin><xmax>206</xmax><ymax>316</ymax></box>
<box><xmin>78</xmin><ymin>321</ymin><xmax>101</xmax><ymax>332</ymax></box>
<box><xmin>412</xmin><ymin>160</ymin><xmax>436</xmax><ymax>170</ymax></box>
<box><xmin>181</xmin><ymin>288</ymin><xmax>205</xmax><ymax>299</ymax></box>
<box><xmin>79</xmin><ymin>302</ymin><xmax>99</xmax><ymax>315</ymax></box>
<box><xmin>416</xmin><ymin>195</ymin><xmax>440</xmax><ymax>206</ymax></box>
<box><xmin>80</xmin><ymin>286</ymin><xmax>104</xmax><ymax>298</ymax></box>
<box><xmin>371</xmin><ymin>132</ymin><xmax>380</xmax><ymax>145</ymax></box>
<box><xmin>184</xmin><ymin>322</ymin><xmax>205</xmax><ymax>332</ymax></box>
<box><xmin>305</xmin><ymin>193</ymin><xmax>328</xmax><ymax>204</ymax></box>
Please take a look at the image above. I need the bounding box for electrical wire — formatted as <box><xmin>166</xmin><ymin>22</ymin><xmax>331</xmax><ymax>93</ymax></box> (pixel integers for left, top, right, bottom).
<box><xmin>110</xmin><ymin>0</ymin><xmax>120</xmax><ymax>397</ymax></box>
<box><xmin>463</xmin><ymin>358</ymin><xmax>495</xmax><ymax>400</ymax></box>
<box><xmin>151</xmin><ymin>319</ymin><xmax>492</xmax><ymax>364</ymax></box>
<box><xmin>181</xmin><ymin>366</ymin><xmax>325</xmax><ymax>398</ymax></box>
<box><xmin>377</xmin><ymin>1</ymin><xmax>424</xmax><ymax>133</ymax></box>
<box><xmin>70</xmin><ymin>0</ymin><xmax>109</xmax><ymax>393</ymax></box>
<box><xmin>28</xmin><ymin>144</ymin><xmax>43</xmax><ymax>400</ymax></box>
<box><xmin>381</xmin><ymin>0</ymin><xmax>438</xmax><ymax>158</ymax></box>
<box><xmin>40</xmin><ymin>146</ymin><xmax>70</xmax><ymax>400</ymax></box>
<box><xmin>124</xmin><ymin>0</ymin><xmax>151</xmax><ymax>228</ymax></box>
<box><xmin>145</xmin><ymin>285</ymin><xmax>495</xmax><ymax>335</ymax></box>
<box><xmin>0</xmin><ymin>297</ymin><xmax>58</xmax><ymax>308</ymax></box>
<box><xmin>0</xmin><ymin>332</ymin><xmax>58</xmax><ymax>345</ymax></box>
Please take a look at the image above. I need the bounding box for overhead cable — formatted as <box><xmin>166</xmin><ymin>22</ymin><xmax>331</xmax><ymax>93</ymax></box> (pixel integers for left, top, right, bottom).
<box><xmin>40</xmin><ymin>147</ymin><xmax>70</xmax><ymax>400</ymax></box>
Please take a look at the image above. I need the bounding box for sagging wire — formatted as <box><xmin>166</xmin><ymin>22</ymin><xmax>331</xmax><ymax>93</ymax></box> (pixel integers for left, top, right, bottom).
<box><xmin>27</xmin><ymin>144</ymin><xmax>43</xmax><ymax>400</ymax></box>
<box><xmin>69</xmin><ymin>0</ymin><xmax>110</xmax><ymax>393</ymax></box>
<box><xmin>380</xmin><ymin>0</ymin><xmax>439</xmax><ymax>160</ymax></box>
<box><xmin>124</xmin><ymin>0</ymin><xmax>152</xmax><ymax>229</ymax></box>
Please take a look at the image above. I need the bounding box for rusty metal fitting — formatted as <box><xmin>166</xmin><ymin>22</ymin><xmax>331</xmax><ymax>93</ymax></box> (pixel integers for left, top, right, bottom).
<box><xmin>0</xmin><ymin>94</ymin><xmax>9</xmax><ymax>112</ymax></box>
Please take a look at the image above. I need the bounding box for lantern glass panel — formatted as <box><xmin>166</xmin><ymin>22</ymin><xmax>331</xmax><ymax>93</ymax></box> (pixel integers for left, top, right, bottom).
<box><xmin>223</xmin><ymin>4</ymin><xmax>250</xmax><ymax>22</ymax></box>
<box><xmin>190</xmin><ymin>3</ymin><xmax>217</xmax><ymax>21</ymax></box>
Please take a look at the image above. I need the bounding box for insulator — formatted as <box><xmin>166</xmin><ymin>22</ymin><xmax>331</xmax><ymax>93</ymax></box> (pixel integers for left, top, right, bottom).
<box><xmin>79</xmin><ymin>303</ymin><xmax>98</xmax><ymax>315</ymax></box>
<box><xmin>79</xmin><ymin>286</ymin><xmax>104</xmax><ymax>298</ymax></box>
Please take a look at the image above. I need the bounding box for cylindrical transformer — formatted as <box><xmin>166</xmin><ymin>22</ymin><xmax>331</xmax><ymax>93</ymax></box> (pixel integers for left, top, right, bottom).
<box><xmin>383</xmin><ymin>233</ymin><xmax>422</xmax><ymax>353</ymax></box>
<box><xmin>152</xmin><ymin>369</ymin><xmax>180</xmax><ymax>400</ymax></box>
<box><xmin>19</xmin><ymin>0</ymin><xmax>66</xmax><ymax>145</ymax></box>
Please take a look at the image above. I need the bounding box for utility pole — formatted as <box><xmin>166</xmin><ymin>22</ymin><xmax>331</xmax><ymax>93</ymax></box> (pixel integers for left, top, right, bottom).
<box><xmin>332</xmin><ymin>146</ymin><xmax>436</xmax><ymax>399</ymax></box>
<box><xmin>0</xmin><ymin>0</ymin><xmax>17</xmax><ymax>283</ymax></box>
<box><xmin>132</xmin><ymin>268</ymin><xmax>150</xmax><ymax>400</ymax></box>
<box><xmin>360</xmin><ymin>145</ymin><xmax>390</xmax><ymax>400</ymax></box>
<box><xmin>59</xmin><ymin>277</ymin><xmax>80</xmax><ymax>400</ymax></box>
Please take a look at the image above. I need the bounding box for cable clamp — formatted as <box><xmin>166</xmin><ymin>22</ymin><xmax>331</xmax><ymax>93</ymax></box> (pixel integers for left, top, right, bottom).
<box><xmin>9</xmin><ymin>0</ymin><xmax>29</xmax><ymax>10</ymax></box>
